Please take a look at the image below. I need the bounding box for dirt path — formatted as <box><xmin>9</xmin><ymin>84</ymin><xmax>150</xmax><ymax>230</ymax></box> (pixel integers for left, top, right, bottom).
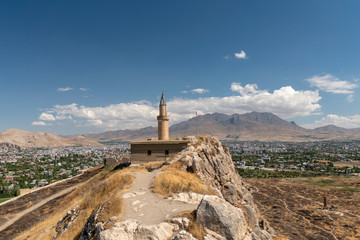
<box><xmin>0</xmin><ymin>186</ymin><xmax>77</xmax><ymax>232</ymax></box>
<box><xmin>121</xmin><ymin>169</ymin><xmax>198</xmax><ymax>225</ymax></box>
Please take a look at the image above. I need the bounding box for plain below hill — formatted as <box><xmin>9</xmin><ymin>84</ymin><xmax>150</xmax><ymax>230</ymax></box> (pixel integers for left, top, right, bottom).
<box><xmin>83</xmin><ymin>111</ymin><xmax>360</xmax><ymax>142</ymax></box>
<box><xmin>0</xmin><ymin>129</ymin><xmax>101</xmax><ymax>148</ymax></box>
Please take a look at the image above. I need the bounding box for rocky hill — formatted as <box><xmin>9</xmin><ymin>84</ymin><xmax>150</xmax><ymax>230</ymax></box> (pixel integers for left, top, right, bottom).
<box><xmin>0</xmin><ymin>129</ymin><xmax>101</xmax><ymax>148</ymax></box>
<box><xmin>0</xmin><ymin>142</ymin><xmax>21</xmax><ymax>150</ymax></box>
<box><xmin>0</xmin><ymin>136</ymin><xmax>274</xmax><ymax>240</ymax></box>
<box><xmin>83</xmin><ymin>112</ymin><xmax>360</xmax><ymax>142</ymax></box>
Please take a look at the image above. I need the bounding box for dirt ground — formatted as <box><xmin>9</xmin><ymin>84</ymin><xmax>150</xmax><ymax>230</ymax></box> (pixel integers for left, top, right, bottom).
<box><xmin>0</xmin><ymin>167</ymin><xmax>102</xmax><ymax>239</ymax></box>
<box><xmin>244</xmin><ymin>177</ymin><xmax>360</xmax><ymax>240</ymax></box>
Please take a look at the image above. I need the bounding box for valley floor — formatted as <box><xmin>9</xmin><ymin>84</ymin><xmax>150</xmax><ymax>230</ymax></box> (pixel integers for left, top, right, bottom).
<box><xmin>244</xmin><ymin>177</ymin><xmax>360</xmax><ymax>240</ymax></box>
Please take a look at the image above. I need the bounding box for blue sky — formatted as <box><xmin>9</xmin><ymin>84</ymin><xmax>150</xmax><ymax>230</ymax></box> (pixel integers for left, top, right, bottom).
<box><xmin>1</xmin><ymin>1</ymin><xmax>360</xmax><ymax>134</ymax></box>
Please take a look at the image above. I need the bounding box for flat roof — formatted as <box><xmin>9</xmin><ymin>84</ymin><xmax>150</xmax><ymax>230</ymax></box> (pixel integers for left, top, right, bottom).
<box><xmin>130</xmin><ymin>139</ymin><xmax>190</xmax><ymax>145</ymax></box>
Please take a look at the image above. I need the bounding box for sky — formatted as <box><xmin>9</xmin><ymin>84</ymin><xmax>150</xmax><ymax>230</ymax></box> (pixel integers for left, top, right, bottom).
<box><xmin>1</xmin><ymin>1</ymin><xmax>360</xmax><ymax>135</ymax></box>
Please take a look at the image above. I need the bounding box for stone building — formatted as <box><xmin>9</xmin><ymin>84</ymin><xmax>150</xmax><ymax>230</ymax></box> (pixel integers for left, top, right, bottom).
<box><xmin>130</xmin><ymin>92</ymin><xmax>190</xmax><ymax>164</ymax></box>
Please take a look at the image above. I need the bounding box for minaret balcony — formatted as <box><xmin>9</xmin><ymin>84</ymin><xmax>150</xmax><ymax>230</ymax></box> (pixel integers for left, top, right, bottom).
<box><xmin>157</xmin><ymin>116</ymin><xmax>170</xmax><ymax>121</ymax></box>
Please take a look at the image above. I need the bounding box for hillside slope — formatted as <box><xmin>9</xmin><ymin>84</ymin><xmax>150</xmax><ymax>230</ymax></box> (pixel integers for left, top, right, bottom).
<box><xmin>0</xmin><ymin>129</ymin><xmax>101</xmax><ymax>148</ymax></box>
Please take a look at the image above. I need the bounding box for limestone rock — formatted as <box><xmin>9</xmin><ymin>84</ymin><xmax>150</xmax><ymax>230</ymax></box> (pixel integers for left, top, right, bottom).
<box><xmin>197</xmin><ymin>195</ymin><xmax>247</xmax><ymax>240</ymax></box>
<box><xmin>171</xmin><ymin>192</ymin><xmax>204</xmax><ymax>204</ymax></box>
<box><xmin>171</xmin><ymin>217</ymin><xmax>190</xmax><ymax>229</ymax></box>
<box><xmin>172</xmin><ymin>136</ymin><xmax>274</xmax><ymax>239</ymax></box>
<box><xmin>172</xmin><ymin>230</ymin><xmax>197</xmax><ymax>240</ymax></box>
<box><xmin>174</xmin><ymin>136</ymin><xmax>251</xmax><ymax>208</ymax></box>
<box><xmin>204</xmin><ymin>228</ymin><xmax>226</xmax><ymax>240</ymax></box>
<box><xmin>53</xmin><ymin>206</ymin><xmax>81</xmax><ymax>239</ymax></box>
<box><xmin>99</xmin><ymin>219</ymin><xmax>174</xmax><ymax>240</ymax></box>
<box><xmin>79</xmin><ymin>203</ymin><xmax>105</xmax><ymax>240</ymax></box>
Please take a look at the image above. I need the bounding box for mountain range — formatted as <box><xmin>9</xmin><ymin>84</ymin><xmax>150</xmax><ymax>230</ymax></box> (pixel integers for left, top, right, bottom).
<box><xmin>83</xmin><ymin>112</ymin><xmax>360</xmax><ymax>142</ymax></box>
<box><xmin>1</xmin><ymin>112</ymin><xmax>360</xmax><ymax>148</ymax></box>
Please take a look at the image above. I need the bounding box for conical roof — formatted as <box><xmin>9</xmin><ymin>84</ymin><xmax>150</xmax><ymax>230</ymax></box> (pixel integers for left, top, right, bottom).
<box><xmin>160</xmin><ymin>91</ymin><xmax>166</xmax><ymax>106</ymax></box>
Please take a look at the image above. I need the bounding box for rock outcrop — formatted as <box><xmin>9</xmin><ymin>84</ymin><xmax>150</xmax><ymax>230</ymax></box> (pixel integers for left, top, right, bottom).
<box><xmin>172</xmin><ymin>136</ymin><xmax>274</xmax><ymax>239</ymax></box>
<box><xmin>196</xmin><ymin>195</ymin><xmax>247</xmax><ymax>240</ymax></box>
<box><xmin>0</xmin><ymin>142</ymin><xmax>21</xmax><ymax>150</ymax></box>
<box><xmin>53</xmin><ymin>206</ymin><xmax>81</xmax><ymax>239</ymax></box>
<box><xmin>79</xmin><ymin>203</ymin><xmax>105</xmax><ymax>240</ymax></box>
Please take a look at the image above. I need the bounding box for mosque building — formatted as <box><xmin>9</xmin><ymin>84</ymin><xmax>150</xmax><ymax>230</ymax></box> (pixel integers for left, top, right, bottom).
<box><xmin>130</xmin><ymin>92</ymin><xmax>190</xmax><ymax>163</ymax></box>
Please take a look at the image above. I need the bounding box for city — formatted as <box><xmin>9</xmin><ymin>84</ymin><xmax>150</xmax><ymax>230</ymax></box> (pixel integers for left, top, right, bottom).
<box><xmin>0</xmin><ymin>144</ymin><xmax>129</xmax><ymax>199</ymax></box>
<box><xmin>2</xmin><ymin>140</ymin><xmax>360</xmax><ymax>200</ymax></box>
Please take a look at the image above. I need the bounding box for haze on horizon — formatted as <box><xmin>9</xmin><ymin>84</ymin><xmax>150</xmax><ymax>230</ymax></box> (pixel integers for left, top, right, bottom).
<box><xmin>1</xmin><ymin>1</ymin><xmax>360</xmax><ymax>135</ymax></box>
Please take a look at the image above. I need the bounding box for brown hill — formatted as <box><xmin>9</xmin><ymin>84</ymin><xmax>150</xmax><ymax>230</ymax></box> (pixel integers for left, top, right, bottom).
<box><xmin>0</xmin><ymin>129</ymin><xmax>101</xmax><ymax>148</ymax></box>
<box><xmin>83</xmin><ymin>112</ymin><xmax>360</xmax><ymax>142</ymax></box>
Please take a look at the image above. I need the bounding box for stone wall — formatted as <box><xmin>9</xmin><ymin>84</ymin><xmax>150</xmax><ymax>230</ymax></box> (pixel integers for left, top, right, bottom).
<box><xmin>130</xmin><ymin>140</ymin><xmax>189</xmax><ymax>163</ymax></box>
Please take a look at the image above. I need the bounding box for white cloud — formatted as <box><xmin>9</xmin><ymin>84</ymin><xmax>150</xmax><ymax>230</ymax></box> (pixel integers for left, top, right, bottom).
<box><xmin>306</xmin><ymin>74</ymin><xmax>358</xmax><ymax>98</ymax></box>
<box><xmin>44</xmin><ymin>101</ymin><xmax>158</xmax><ymax>130</ymax></box>
<box><xmin>191</xmin><ymin>88</ymin><xmax>209</xmax><ymax>94</ymax></box>
<box><xmin>168</xmin><ymin>84</ymin><xmax>321</xmax><ymax>122</ymax></box>
<box><xmin>181</xmin><ymin>90</ymin><xmax>188</xmax><ymax>94</ymax></box>
<box><xmin>32</xmin><ymin>121</ymin><xmax>47</xmax><ymax>126</ymax></box>
<box><xmin>304</xmin><ymin>114</ymin><xmax>360</xmax><ymax>129</ymax></box>
<box><xmin>39</xmin><ymin>113</ymin><xmax>56</xmax><ymax>121</ymax></box>
<box><xmin>87</xmin><ymin>119</ymin><xmax>103</xmax><ymax>126</ymax></box>
<box><xmin>234</xmin><ymin>50</ymin><xmax>247</xmax><ymax>59</ymax></box>
<box><xmin>57</xmin><ymin>87</ymin><xmax>73</xmax><ymax>92</ymax></box>
<box><xmin>80</xmin><ymin>88</ymin><xmax>88</xmax><ymax>91</ymax></box>
<box><xmin>38</xmin><ymin>83</ymin><xmax>321</xmax><ymax>131</ymax></box>
<box><xmin>346</xmin><ymin>94</ymin><xmax>354</xmax><ymax>102</ymax></box>
<box><xmin>231</xmin><ymin>83</ymin><xmax>266</xmax><ymax>95</ymax></box>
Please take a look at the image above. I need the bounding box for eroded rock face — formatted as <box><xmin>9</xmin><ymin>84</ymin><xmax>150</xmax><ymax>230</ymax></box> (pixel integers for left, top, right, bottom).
<box><xmin>172</xmin><ymin>136</ymin><xmax>273</xmax><ymax>239</ymax></box>
<box><xmin>197</xmin><ymin>195</ymin><xmax>247</xmax><ymax>240</ymax></box>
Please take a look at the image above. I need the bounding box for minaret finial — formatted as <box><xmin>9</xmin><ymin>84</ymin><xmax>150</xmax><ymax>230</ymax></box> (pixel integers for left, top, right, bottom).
<box><xmin>160</xmin><ymin>90</ymin><xmax>166</xmax><ymax>106</ymax></box>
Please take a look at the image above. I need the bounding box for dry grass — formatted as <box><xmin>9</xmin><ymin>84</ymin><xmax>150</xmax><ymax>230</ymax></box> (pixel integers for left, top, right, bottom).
<box><xmin>15</xmin><ymin>168</ymin><xmax>134</xmax><ymax>240</ymax></box>
<box><xmin>162</xmin><ymin>161</ymin><xmax>183</xmax><ymax>171</ymax></box>
<box><xmin>141</xmin><ymin>161</ymin><xmax>166</xmax><ymax>171</ymax></box>
<box><xmin>151</xmin><ymin>167</ymin><xmax>215</xmax><ymax>197</ymax></box>
<box><xmin>273</xmin><ymin>236</ymin><xmax>289</xmax><ymax>240</ymax></box>
<box><xmin>176</xmin><ymin>210</ymin><xmax>206</xmax><ymax>239</ymax></box>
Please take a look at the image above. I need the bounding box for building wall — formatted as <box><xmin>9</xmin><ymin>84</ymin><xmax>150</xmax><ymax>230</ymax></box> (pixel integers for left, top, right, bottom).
<box><xmin>130</xmin><ymin>141</ymin><xmax>189</xmax><ymax>164</ymax></box>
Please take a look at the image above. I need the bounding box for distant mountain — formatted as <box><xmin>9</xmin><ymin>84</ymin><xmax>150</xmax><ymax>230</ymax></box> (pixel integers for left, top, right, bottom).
<box><xmin>0</xmin><ymin>129</ymin><xmax>101</xmax><ymax>148</ymax></box>
<box><xmin>315</xmin><ymin>125</ymin><xmax>352</xmax><ymax>134</ymax></box>
<box><xmin>84</xmin><ymin>126</ymin><xmax>158</xmax><ymax>142</ymax></box>
<box><xmin>313</xmin><ymin>125</ymin><xmax>360</xmax><ymax>138</ymax></box>
<box><xmin>83</xmin><ymin>112</ymin><xmax>360</xmax><ymax>142</ymax></box>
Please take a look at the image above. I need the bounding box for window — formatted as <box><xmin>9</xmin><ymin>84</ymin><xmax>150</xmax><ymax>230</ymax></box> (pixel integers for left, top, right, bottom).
<box><xmin>165</xmin><ymin>150</ymin><xmax>169</xmax><ymax>156</ymax></box>
<box><xmin>147</xmin><ymin>150</ymin><xmax>151</xmax><ymax>156</ymax></box>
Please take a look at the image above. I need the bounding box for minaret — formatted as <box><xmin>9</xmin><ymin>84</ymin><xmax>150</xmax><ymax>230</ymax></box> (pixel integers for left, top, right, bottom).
<box><xmin>157</xmin><ymin>91</ymin><xmax>170</xmax><ymax>140</ymax></box>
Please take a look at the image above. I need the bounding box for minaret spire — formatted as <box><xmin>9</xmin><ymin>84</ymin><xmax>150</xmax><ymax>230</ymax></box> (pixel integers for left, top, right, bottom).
<box><xmin>160</xmin><ymin>90</ymin><xmax>166</xmax><ymax>106</ymax></box>
<box><xmin>157</xmin><ymin>91</ymin><xmax>169</xmax><ymax>140</ymax></box>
